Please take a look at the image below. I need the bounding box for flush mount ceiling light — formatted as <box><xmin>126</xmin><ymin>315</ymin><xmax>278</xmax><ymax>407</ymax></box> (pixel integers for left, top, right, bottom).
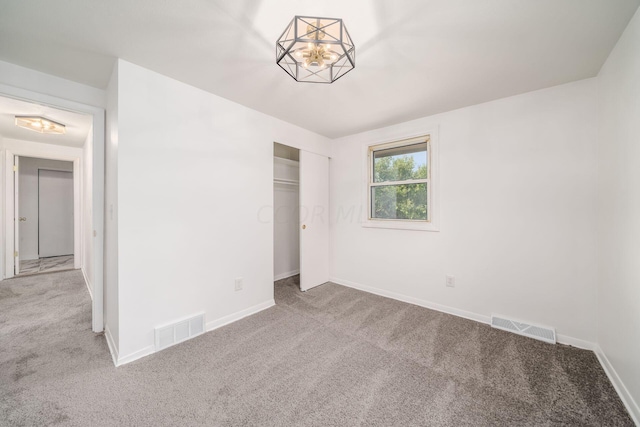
<box><xmin>15</xmin><ymin>116</ymin><xmax>66</xmax><ymax>135</ymax></box>
<box><xmin>276</xmin><ymin>16</ymin><xmax>355</xmax><ymax>84</ymax></box>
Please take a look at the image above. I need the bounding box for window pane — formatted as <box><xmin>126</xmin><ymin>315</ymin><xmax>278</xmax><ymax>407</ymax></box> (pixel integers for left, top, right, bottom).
<box><xmin>371</xmin><ymin>183</ymin><xmax>428</xmax><ymax>220</ymax></box>
<box><xmin>373</xmin><ymin>142</ymin><xmax>427</xmax><ymax>182</ymax></box>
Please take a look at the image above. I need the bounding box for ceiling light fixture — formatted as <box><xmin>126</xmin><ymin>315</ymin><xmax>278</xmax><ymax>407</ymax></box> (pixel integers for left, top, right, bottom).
<box><xmin>276</xmin><ymin>16</ymin><xmax>355</xmax><ymax>84</ymax></box>
<box><xmin>15</xmin><ymin>116</ymin><xmax>66</xmax><ymax>135</ymax></box>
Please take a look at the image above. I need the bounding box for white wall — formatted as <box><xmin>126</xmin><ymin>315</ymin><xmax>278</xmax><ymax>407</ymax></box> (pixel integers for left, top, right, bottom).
<box><xmin>330</xmin><ymin>78</ymin><xmax>599</xmax><ymax>345</ymax></box>
<box><xmin>597</xmin><ymin>7</ymin><xmax>640</xmax><ymax>421</ymax></box>
<box><xmin>104</xmin><ymin>62</ymin><xmax>120</xmax><ymax>357</ymax></box>
<box><xmin>113</xmin><ymin>60</ymin><xmax>330</xmax><ymax>360</ymax></box>
<box><xmin>274</xmin><ymin>157</ymin><xmax>300</xmax><ymax>280</ymax></box>
<box><xmin>18</xmin><ymin>156</ymin><xmax>73</xmax><ymax>260</ymax></box>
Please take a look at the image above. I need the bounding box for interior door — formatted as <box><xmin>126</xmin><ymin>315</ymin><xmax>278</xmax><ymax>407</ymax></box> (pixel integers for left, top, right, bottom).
<box><xmin>38</xmin><ymin>169</ymin><xmax>74</xmax><ymax>258</ymax></box>
<box><xmin>299</xmin><ymin>150</ymin><xmax>329</xmax><ymax>291</ymax></box>
<box><xmin>14</xmin><ymin>156</ymin><xmax>20</xmax><ymax>275</ymax></box>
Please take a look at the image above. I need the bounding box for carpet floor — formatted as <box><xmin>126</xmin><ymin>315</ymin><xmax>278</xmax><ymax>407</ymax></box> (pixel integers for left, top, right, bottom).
<box><xmin>0</xmin><ymin>272</ymin><xmax>633</xmax><ymax>426</ymax></box>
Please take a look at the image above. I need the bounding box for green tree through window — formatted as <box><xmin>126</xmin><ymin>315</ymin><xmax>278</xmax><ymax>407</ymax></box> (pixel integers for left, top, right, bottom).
<box><xmin>371</xmin><ymin>144</ymin><xmax>428</xmax><ymax>220</ymax></box>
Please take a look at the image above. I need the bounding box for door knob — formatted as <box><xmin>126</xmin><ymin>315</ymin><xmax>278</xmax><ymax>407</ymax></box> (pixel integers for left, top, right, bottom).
<box><xmin>301</xmin><ymin>224</ymin><xmax>306</xmax><ymax>229</ymax></box>
<box><xmin>19</xmin><ymin>217</ymin><xmax>26</xmax><ymax>222</ymax></box>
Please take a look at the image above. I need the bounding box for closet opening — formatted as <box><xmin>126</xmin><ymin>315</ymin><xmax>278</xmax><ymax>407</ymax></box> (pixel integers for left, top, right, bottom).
<box><xmin>273</xmin><ymin>142</ymin><xmax>301</xmax><ymax>291</ymax></box>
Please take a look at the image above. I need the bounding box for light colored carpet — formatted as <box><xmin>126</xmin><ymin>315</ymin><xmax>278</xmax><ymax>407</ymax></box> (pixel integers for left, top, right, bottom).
<box><xmin>0</xmin><ymin>272</ymin><xmax>633</xmax><ymax>426</ymax></box>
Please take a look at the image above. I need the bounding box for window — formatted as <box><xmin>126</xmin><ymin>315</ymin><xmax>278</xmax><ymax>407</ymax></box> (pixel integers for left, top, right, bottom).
<box><xmin>364</xmin><ymin>134</ymin><xmax>439</xmax><ymax>231</ymax></box>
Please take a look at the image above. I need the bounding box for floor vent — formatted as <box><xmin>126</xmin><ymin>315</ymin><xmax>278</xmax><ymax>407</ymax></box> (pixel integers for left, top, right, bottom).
<box><xmin>155</xmin><ymin>313</ymin><xmax>206</xmax><ymax>351</ymax></box>
<box><xmin>491</xmin><ymin>314</ymin><xmax>556</xmax><ymax>344</ymax></box>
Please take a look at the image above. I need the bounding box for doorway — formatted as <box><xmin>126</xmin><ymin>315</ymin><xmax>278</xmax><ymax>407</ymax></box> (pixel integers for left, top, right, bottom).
<box><xmin>0</xmin><ymin>89</ymin><xmax>105</xmax><ymax>333</ymax></box>
<box><xmin>14</xmin><ymin>156</ymin><xmax>76</xmax><ymax>276</ymax></box>
<box><xmin>273</xmin><ymin>142</ymin><xmax>330</xmax><ymax>293</ymax></box>
<box><xmin>273</xmin><ymin>143</ymin><xmax>300</xmax><ymax>284</ymax></box>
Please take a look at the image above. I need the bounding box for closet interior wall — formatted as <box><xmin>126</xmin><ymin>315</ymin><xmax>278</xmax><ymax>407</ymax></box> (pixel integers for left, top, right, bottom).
<box><xmin>273</xmin><ymin>143</ymin><xmax>300</xmax><ymax>281</ymax></box>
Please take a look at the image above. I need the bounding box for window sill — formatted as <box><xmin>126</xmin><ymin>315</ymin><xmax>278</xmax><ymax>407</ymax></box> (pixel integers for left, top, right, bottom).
<box><xmin>362</xmin><ymin>220</ymin><xmax>440</xmax><ymax>232</ymax></box>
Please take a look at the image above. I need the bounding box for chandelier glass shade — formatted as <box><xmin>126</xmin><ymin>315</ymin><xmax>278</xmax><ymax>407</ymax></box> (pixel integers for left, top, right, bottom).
<box><xmin>276</xmin><ymin>16</ymin><xmax>355</xmax><ymax>84</ymax></box>
<box><xmin>15</xmin><ymin>116</ymin><xmax>66</xmax><ymax>134</ymax></box>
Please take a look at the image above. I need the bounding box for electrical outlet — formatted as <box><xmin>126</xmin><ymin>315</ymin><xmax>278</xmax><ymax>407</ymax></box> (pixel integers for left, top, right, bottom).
<box><xmin>234</xmin><ymin>277</ymin><xmax>243</xmax><ymax>291</ymax></box>
<box><xmin>445</xmin><ymin>275</ymin><xmax>455</xmax><ymax>287</ymax></box>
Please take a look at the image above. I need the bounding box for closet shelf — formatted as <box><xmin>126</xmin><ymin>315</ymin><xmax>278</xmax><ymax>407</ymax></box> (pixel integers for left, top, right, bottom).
<box><xmin>274</xmin><ymin>157</ymin><xmax>300</xmax><ymax>166</ymax></box>
<box><xmin>274</xmin><ymin>178</ymin><xmax>299</xmax><ymax>186</ymax></box>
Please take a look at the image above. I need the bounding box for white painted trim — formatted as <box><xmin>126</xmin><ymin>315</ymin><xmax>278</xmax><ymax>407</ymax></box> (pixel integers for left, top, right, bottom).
<box><xmin>556</xmin><ymin>334</ymin><xmax>596</xmax><ymax>351</ymax></box>
<box><xmin>330</xmin><ymin>276</ymin><xmax>596</xmax><ymax>351</ymax></box>
<box><xmin>81</xmin><ymin>267</ymin><xmax>93</xmax><ymax>301</ymax></box>
<box><xmin>360</xmin><ymin>127</ymin><xmax>440</xmax><ymax>232</ymax></box>
<box><xmin>4</xmin><ymin>150</ymin><xmax>15</xmax><ymax>279</ymax></box>
<box><xmin>116</xmin><ymin>345</ymin><xmax>155</xmax><ymax>367</ymax></box>
<box><xmin>206</xmin><ymin>299</ymin><xmax>275</xmax><ymax>332</ymax></box>
<box><xmin>595</xmin><ymin>346</ymin><xmax>640</xmax><ymax>425</ymax></box>
<box><xmin>332</xmin><ymin>276</ymin><xmax>489</xmax><ymax>324</ymax></box>
<box><xmin>274</xmin><ymin>270</ymin><xmax>300</xmax><ymax>281</ymax></box>
<box><xmin>104</xmin><ymin>325</ymin><xmax>119</xmax><ymax>367</ymax></box>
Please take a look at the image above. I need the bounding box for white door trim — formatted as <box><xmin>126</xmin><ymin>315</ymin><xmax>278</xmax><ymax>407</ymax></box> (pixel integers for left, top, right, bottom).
<box><xmin>0</xmin><ymin>84</ymin><xmax>105</xmax><ymax>333</ymax></box>
<box><xmin>4</xmin><ymin>150</ymin><xmax>15</xmax><ymax>279</ymax></box>
<box><xmin>14</xmin><ymin>156</ymin><xmax>19</xmax><ymax>274</ymax></box>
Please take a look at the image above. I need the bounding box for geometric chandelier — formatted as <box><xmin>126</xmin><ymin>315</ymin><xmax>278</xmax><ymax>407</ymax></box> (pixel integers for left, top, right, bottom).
<box><xmin>276</xmin><ymin>16</ymin><xmax>355</xmax><ymax>84</ymax></box>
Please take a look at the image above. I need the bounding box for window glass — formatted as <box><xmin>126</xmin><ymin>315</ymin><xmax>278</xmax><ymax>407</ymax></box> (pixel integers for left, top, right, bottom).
<box><xmin>373</xmin><ymin>142</ymin><xmax>428</xmax><ymax>182</ymax></box>
<box><xmin>371</xmin><ymin>183</ymin><xmax>428</xmax><ymax>220</ymax></box>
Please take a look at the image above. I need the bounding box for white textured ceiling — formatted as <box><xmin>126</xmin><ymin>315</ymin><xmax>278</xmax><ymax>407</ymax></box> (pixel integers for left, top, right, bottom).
<box><xmin>0</xmin><ymin>96</ymin><xmax>92</xmax><ymax>147</ymax></box>
<box><xmin>0</xmin><ymin>0</ymin><xmax>638</xmax><ymax>138</ymax></box>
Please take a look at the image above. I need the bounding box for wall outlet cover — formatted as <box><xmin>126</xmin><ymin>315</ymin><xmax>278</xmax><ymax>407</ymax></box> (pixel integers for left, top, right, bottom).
<box><xmin>446</xmin><ymin>275</ymin><xmax>455</xmax><ymax>287</ymax></box>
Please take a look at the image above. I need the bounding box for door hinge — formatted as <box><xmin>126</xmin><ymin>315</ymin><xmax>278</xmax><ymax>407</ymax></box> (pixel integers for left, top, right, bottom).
<box><xmin>14</xmin><ymin>251</ymin><xmax>18</xmax><ymax>257</ymax></box>
<box><xmin>13</xmin><ymin>165</ymin><xmax>17</xmax><ymax>172</ymax></box>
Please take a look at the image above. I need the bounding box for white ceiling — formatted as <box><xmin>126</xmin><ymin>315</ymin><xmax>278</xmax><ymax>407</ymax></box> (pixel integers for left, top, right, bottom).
<box><xmin>0</xmin><ymin>96</ymin><xmax>92</xmax><ymax>147</ymax></box>
<box><xmin>0</xmin><ymin>0</ymin><xmax>638</xmax><ymax>138</ymax></box>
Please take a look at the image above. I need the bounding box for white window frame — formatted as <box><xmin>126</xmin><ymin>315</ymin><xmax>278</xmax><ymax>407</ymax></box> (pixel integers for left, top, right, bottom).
<box><xmin>362</xmin><ymin>129</ymin><xmax>440</xmax><ymax>232</ymax></box>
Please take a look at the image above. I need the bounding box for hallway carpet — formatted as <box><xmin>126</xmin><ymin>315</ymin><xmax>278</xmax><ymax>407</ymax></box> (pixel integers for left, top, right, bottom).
<box><xmin>0</xmin><ymin>272</ymin><xmax>633</xmax><ymax>426</ymax></box>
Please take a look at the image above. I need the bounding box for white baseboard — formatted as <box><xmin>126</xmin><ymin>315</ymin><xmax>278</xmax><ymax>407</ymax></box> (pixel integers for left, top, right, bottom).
<box><xmin>81</xmin><ymin>267</ymin><xmax>93</xmax><ymax>301</ymax></box>
<box><xmin>116</xmin><ymin>345</ymin><xmax>155</xmax><ymax>367</ymax></box>
<box><xmin>113</xmin><ymin>299</ymin><xmax>276</xmax><ymax>367</ymax></box>
<box><xmin>206</xmin><ymin>299</ymin><xmax>275</xmax><ymax>332</ymax></box>
<box><xmin>331</xmin><ymin>277</ymin><xmax>491</xmax><ymax>325</ymax></box>
<box><xmin>330</xmin><ymin>277</ymin><xmax>596</xmax><ymax>351</ymax></box>
<box><xmin>595</xmin><ymin>346</ymin><xmax>640</xmax><ymax>425</ymax></box>
<box><xmin>104</xmin><ymin>325</ymin><xmax>119</xmax><ymax>367</ymax></box>
<box><xmin>556</xmin><ymin>334</ymin><xmax>596</xmax><ymax>351</ymax></box>
<box><xmin>274</xmin><ymin>270</ymin><xmax>299</xmax><ymax>281</ymax></box>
